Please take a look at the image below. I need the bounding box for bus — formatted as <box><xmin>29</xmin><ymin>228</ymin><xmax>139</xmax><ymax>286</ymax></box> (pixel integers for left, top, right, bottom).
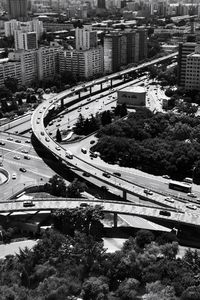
<box><xmin>169</xmin><ymin>180</ymin><xmax>191</xmax><ymax>193</ymax></box>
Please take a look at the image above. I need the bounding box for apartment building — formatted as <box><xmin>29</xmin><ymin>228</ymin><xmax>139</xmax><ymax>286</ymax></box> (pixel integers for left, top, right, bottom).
<box><xmin>185</xmin><ymin>46</ymin><xmax>200</xmax><ymax>91</ymax></box>
<box><xmin>178</xmin><ymin>42</ymin><xmax>197</xmax><ymax>87</ymax></box>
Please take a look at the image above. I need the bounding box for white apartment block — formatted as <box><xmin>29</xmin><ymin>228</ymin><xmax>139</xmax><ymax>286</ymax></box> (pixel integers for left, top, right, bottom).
<box><xmin>75</xmin><ymin>25</ymin><xmax>97</xmax><ymax>51</ymax></box>
<box><xmin>185</xmin><ymin>46</ymin><xmax>200</xmax><ymax>91</ymax></box>
<box><xmin>14</xmin><ymin>30</ymin><xmax>38</xmax><ymax>50</ymax></box>
<box><xmin>65</xmin><ymin>46</ymin><xmax>104</xmax><ymax>79</ymax></box>
<box><xmin>5</xmin><ymin>18</ymin><xmax>44</xmax><ymax>39</ymax></box>
<box><xmin>0</xmin><ymin>59</ymin><xmax>22</xmax><ymax>87</ymax></box>
<box><xmin>9</xmin><ymin>50</ymin><xmax>38</xmax><ymax>85</ymax></box>
<box><xmin>37</xmin><ymin>47</ymin><xmax>61</xmax><ymax>80</ymax></box>
<box><xmin>104</xmin><ymin>35</ymin><xmax>112</xmax><ymax>73</ymax></box>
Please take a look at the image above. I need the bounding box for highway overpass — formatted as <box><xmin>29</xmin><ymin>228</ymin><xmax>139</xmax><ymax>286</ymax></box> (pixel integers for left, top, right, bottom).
<box><xmin>1</xmin><ymin>198</ymin><xmax>200</xmax><ymax>228</ymax></box>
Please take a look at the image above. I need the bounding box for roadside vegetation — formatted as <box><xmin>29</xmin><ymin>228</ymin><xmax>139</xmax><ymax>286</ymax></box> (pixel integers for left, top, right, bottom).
<box><xmin>92</xmin><ymin>107</ymin><xmax>200</xmax><ymax>183</ymax></box>
<box><xmin>0</xmin><ymin>205</ymin><xmax>199</xmax><ymax>300</ymax></box>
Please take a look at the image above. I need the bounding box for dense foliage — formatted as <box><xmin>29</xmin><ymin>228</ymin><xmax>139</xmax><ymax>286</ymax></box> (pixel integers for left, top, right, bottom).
<box><xmin>1</xmin><ymin>218</ymin><xmax>200</xmax><ymax>300</ymax></box>
<box><xmin>92</xmin><ymin>108</ymin><xmax>200</xmax><ymax>183</ymax></box>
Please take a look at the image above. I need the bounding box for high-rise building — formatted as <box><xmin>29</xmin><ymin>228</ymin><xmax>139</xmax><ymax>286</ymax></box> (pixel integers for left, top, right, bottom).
<box><xmin>185</xmin><ymin>46</ymin><xmax>200</xmax><ymax>91</ymax></box>
<box><xmin>37</xmin><ymin>47</ymin><xmax>60</xmax><ymax>80</ymax></box>
<box><xmin>137</xmin><ymin>28</ymin><xmax>148</xmax><ymax>61</ymax></box>
<box><xmin>64</xmin><ymin>46</ymin><xmax>104</xmax><ymax>79</ymax></box>
<box><xmin>14</xmin><ymin>30</ymin><xmax>38</xmax><ymax>50</ymax></box>
<box><xmin>0</xmin><ymin>59</ymin><xmax>22</xmax><ymax>87</ymax></box>
<box><xmin>97</xmin><ymin>0</ymin><xmax>106</xmax><ymax>9</ymax></box>
<box><xmin>75</xmin><ymin>25</ymin><xmax>97</xmax><ymax>51</ymax></box>
<box><xmin>124</xmin><ymin>30</ymin><xmax>140</xmax><ymax>64</ymax></box>
<box><xmin>178</xmin><ymin>42</ymin><xmax>197</xmax><ymax>87</ymax></box>
<box><xmin>7</xmin><ymin>0</ymin><xmax>28</xmax><ymax>21</ymax></box>
<box><xmin>5</xmin><ymin>19</ymin><xmax>44</xmax><ymax>39</ymax></box>
<box><xmin>104</xmin><ymin>32</ymin><xmax>125</xmax><ymax>73</ymax></box>
<box><xmin>9</xmin><ymin>50</ymin><xmax>38</xmax><ymax>85</ymax></box>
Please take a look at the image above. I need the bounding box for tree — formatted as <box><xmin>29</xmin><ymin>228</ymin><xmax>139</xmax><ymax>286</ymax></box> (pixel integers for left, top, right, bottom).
<box><xmin>44</xmin><ymin>175</ymin><xmax>67</xmax><ymax>197</ymax></box>
<box><xmin>66</xmin><ymin>178</ymin><xmax>87</xmax><ymax>198</ymax></box>
<box><xmin>117</xmin><ymin>278</ymin><xmax>140</xmax><ymax>300</ymax></box>
<box><xmin>56</xmin><ymin>129</ymin><xmax>62</xmax><ymax>142</ymax></box>
<box><xmin>52</xmin><ymin>205</ymin><xmax>104</xmax><ymax>237</ymax></box>
<box><xmin>101</xmin><ymin>111</ymin><xmax>112</xmax><ymax>126</ymax></box>
<box><xmin>135</xmin><ymin>230</ymin><xmax>154</xmax><ymax>248</ymax></box>
<box><xmin>81</xmin><ymin>277</ymin><xmax>109</xmax><ymax>300</ymax></box>
<box><xmin>144</xmin><ymin>281</ymin><xmax>177</xmax><ymax>300</ymax></box>
<box><xmin>181</xmin><ymin>285</ymin><xmax>200</xmax><ymax>300</ymax></box>
<box><xmin>4</xmin><ymin>77</ymin><xmax>18</xmax><ymax>93</ymax></box>
<box><xmin>74</xmin><ymin>113</ymin><xmax>85</xmax><ymax>135</ymax></box>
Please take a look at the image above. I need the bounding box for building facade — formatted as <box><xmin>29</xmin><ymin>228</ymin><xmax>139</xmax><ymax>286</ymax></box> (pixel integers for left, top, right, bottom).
<box><xmin>7</xmin><ymin>0</ymin><xmax>28</xmax><ymax>21</ymax></box>
<box><xmin>178</xmin><ymin>42</ymin><xmax>197</xmax><ymax>87</ymax></box>
<box><xmin>185</xmin><ymin>46</ymin><xmax>200</xmax><ymax>91</ymax></box>
<box><xmin>14</xmin><ymin>30</ymin><xmax>38</xmax><ymax>50</ymax></box>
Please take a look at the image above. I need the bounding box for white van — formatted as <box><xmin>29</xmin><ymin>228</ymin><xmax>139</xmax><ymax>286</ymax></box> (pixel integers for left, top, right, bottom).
<box><xmin>183</xmin><ymin>177</ymin><xmax>193</xmax><ymax>184</ymax></box>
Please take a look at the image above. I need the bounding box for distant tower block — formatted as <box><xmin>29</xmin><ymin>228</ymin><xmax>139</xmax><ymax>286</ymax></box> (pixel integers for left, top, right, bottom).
<box><xmin>7</xmin><ymin>0</ymin><xmax>28</xmax><ymax>21</ymax></box>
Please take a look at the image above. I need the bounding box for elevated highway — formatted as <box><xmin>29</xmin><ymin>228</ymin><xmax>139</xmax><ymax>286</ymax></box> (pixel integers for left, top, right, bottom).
<box><xmin>31</xmin><ymin>52</ymin><xmax>193</xmax><ymax>216</ymax></box>
<box><xmin>1</xmin><ymin>198</ymin><xmax>200</xmax><ymax>228</ymax></box>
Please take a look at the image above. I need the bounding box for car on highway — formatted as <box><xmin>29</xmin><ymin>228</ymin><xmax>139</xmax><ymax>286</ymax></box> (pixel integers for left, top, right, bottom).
<box><xmin>113</xmin><ymin>172</ymin><xmax>121</xmax><ymax>177</ymax></box>
<box><xmin>102</xmin><ymin>172</ymin><xmax>111</xmax><ymax>178</ymax></box>
<box><xmin>49</xmin><ymin>121</ymin><xmax>53</xmax><ymax>126</ymax></box>
<box><xmin>186</xmin><ymin>204</ymin><xmax>197</xmax><ymax>210</ymax></box>
<box><xmin>85</xmin><ymin>106</ymin><xmax>89</xmax><ymax>110</ymax></box>
<box><xmin>80</xmin><ymin>203</ymin><xmax>88</xmax><ymax>208</ymax></box>
<box><xmin>21</xmin><ymin>149</ymin><xmax>28</xmax><ymax>154</ymax></box>
<box><xmin>7</xmin><ymin>137</ymin><xmax>13</xmax><ymax>141</ymax></box>
<box><xmin>144</xmin><ymin>189</ymin><xmax>153</xmax><ymax>195</ymax></box>
<box><xmin>87</xmin><ymin>97</ymin><xmax>91</xmax><ymax>102</ymax></box>
<box><xmin>0</xmin><ymin>141</ymin><xmax>5</xmax><ymax>146</ymax></box>
<box><xmin>187</xmin><ymin>193</ymin><xmax>197</xmax><ymax>198</ymax></box>
<box><xmin>23</xmin><ymin>201</ymin><xmax>35</xmax><ymax>207</ymax></box>
<box><xmin>101</xmin><ymin>185</ymin><xmax>108</xmax><ymax>191</ymax></box>
<box><xmin>159</xmin><ymin>210</ymin><xmax>171</xmax><ymax>217</ymax></box>
<box><xmin>83</xmin><ymin>172</ymin><xmax>90</xmax><ymax>177</ymax></box>
<box><xmin>71</xmin><ymin>88</ymin><xmax>75</xmax><ymax>92</ymax></box>
<box><xmin>19</xmin><ymin>167</ymin><xmax>26</xmax><ymax>173</ymax></box>
<box><xmin>90</xmin><ymin>140</ymin><xmax>95</xmax><ymax>144</ymax></box>
<box><xmin>24</xmin><ymin>155</ymin><xmax>30</xmax><ymax>160</ymax></box>
<box><xmin>81</xmin><ymin>148</ymin><xmax>87</xmax><ymax>154</ymax></box>
<box><xmin>162</xmin><ymin>175</ymin><xmax>170</xmax><ymax>179</ymax></box>
<box><xmin>25</xmin><ymin>140</ymin><xmax>31</xmax><ymax>143</ymax></box>
<box><xmin>12</xmin><ymin>173</ymin><xmax>17</xmax><ymax>179</ymax></box>
<box><xmin>40</xmin><ymin>131</ymin><xmax>45</xmax><ymax>136</ymax></box>
<box><xmin>14</xmin><ymin>155</ymin><xmax>20</xmax><ymax>160</ymax></box>
<box><xmin>56</xmin><ymin>123</ymin><xmax>60</xmax><ymax>127</ymax></box>
<box><xmin>55</xmin><ymin>146</ymin><xmax>61</xmax><ymax>151</ymax></box>
<box><xmin>78</xmin><ymin>108</ymin><xmax>81</xmax><ymax>112</ymax></box>
<box><xmin>164</xmin><ymin>197</ymin><xmax>175</xmax><ymax>203</ymax></box>
<box><xmin>45</xmin><ymin>137</ymin><xmax>50</xmax><ymax>142</ymax></box>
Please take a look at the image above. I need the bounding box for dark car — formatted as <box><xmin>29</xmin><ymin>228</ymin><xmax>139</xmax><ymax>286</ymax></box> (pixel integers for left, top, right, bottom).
<box><xmin>0</xmin><ymin>141</ymin><xmax>5</xmax><ymax>146</ymax></box>
<box><xmin>102</xmin><ymin>172</ymin><xmax>111</xmax><ymax>178</ymax></box>
<box><xmin>159</xmin><ymin>210</ymin><xmax>171</xmax><ymax>217</ymax></box>
<box><xmin>101</xmin><ymin>186</ymin><xmax>108</xmax><ymax>191</ymax></box>
<box><xmin>90</xmin><ymin>140</ymin><xmax>95</xmax><ymax>145</ymax></box>
<box><xmin>19</xmin><ymin>167</ymin><xmax>26</xmax><ymax>173</ymax></box>
<box><xmin>24</xmin><ymin>155</ymin><xmax>30</xmax><ymax>160</ymax></box>
<box><xmin>113</xmin><ymin>172</ymin><xmax>121</xmax><ymax>177</ymax></box>
<box><xmin>83</xmin><ymin>172</ymin><xmax>90</xmax><ymax>177</ymax></box>
<box><xmin>23</xmin><ymin>201</ymin><xmax>35</xmax><ymax>207</ymax></box>
<box><xmin>80</xmin><ymin>203</ymin><xmax>88</xmax><ymax>208</ymax></box>
<box><xmin>15</xmin><ymin>139</ymin><xmax>21</xmax><ymax>143</ymax></box>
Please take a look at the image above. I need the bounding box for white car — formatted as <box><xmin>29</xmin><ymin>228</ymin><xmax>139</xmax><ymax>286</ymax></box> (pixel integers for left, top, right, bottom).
<box><xmin>55</xmin><ymin>146</ymin><xmax>61</xmax><ymax>151</ymax></box>
<box><xmin>165</xmin><ymin>197</ymin><xmax>174</xmax><ymax>203</ymax></box>
<box><xmin>187</xmin><ymin>193</ymin><xmax>197</xmax><ymax>198</ymax></box>
<box><xmin>21</xmin><ymin>149</ymin><xmax>28</xmax><ymax>154</ymax></box>
<box><xmin>186</xmin><ymin>204</ymin><xmax>197</xmax><ymax>210</ymax></box>
<box><xmin>14</xmin><ymin>155</ymin><xmax>20</xmax><ymax>160</ymax></box>
<box><xmin>12</xmin><ymin>173</ymin><xmax>17</xmax><ymax>179</ymax></box>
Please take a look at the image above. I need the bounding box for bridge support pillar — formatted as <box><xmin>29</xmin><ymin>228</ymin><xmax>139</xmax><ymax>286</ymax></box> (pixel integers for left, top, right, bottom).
<box><xmin>90</xmin><ymin>86</ymin><xmax>92</xmax><ymax>94</ymax></box>
<box><xmin>100</xmin><ymin>83</ymin><xmax>103</xmax><ymax>90</ymax></box>
<box><xmin>78</xmin><ymin>92</ymin><xmax>81</xmax><ymax>99</ymax></box>
<box><xmin>110</xmin><ymin>79</ymin><xmax>113</xmax><ymax>87</ymax></box>
<box><xmin>113</xmin><ymin>212</ymin><xmax>118</xmax><ymax>228</ymax></box>
<box><xmin>61</xmin><ymin>98</ymin><xmax>64</xmax><ymax>108</ymax></box>
<box><xmin>123</xmin><ymin>75</ymin><xmax>126</xmax><ymax>81</ymax></box>
<box><xmin>123</xmin><ymin>190</ymin><xmax>127</xmax><ymax>200</ymax></box>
